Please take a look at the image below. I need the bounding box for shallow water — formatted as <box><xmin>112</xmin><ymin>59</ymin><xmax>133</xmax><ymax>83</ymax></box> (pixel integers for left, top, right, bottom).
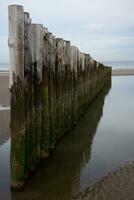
<box><xmin>0</xmin><ymin>76</ymin><xmax>134</xmax><ymax>200</ymax></box>
<box><xmin>0</xmin><ymin>106</ymin><xmax>10</xmax><ymax>111</ymax></box>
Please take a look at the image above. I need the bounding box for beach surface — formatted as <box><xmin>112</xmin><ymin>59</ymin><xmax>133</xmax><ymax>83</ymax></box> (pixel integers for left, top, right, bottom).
<box><xmin>72</xmin><ymin>161</ymin><xmax>134</xmax><ymax>200</ymax></box>
<box><xmin>0</xmin><ymin>73</ymin><xmax>10</xmax><ymax>106</ymax></box>
<box><xmin>0</xmin><ymin>73</ymin><xmax>10</xmax><ymax>146</ymax></box>
<box><xmin>112</xmin><ymin>68</ymin><xmax>134</xmax><ymax>76</ymax></box>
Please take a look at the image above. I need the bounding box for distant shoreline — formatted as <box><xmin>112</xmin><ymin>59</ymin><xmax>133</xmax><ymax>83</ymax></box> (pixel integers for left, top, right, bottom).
<box><xmin>0</xmin><ymin>71</ymin><xmax>9</xmax><ymax>76</ymax></box>
<box><xmin>1</xmin><ymin>68</ymin><xmax>134</xmax><ymax>76</ymax></box>
<box><xmin>112</xmin><ymin>68</ymin><xmax>134</xmax><ymax>76</ymax></box>
<box><xmin>0</xmin><ymin>69</ymin><xmax>10</xmax><ymax>74</ymax></box>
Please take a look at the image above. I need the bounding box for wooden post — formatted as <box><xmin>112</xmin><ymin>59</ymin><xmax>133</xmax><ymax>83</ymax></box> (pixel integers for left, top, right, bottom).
<box><xmin>86</xmin><ymin>54</ymin><xmax>91</xmax><ymax>103</ymax></box>
<box><xmin>41</xmin><ymin>27</ymin><xmax>50</xmax><ymax>158</ymax></box>
<box><xmin>61</xmin><ymin>40</ymin><xmax>66</xmax><ymax>133</ymax></box>
<box><xmin>48</xmin><ymin>33</ymin><xmax>56</xmax><ymax>149</ymax></box>
<box><xmin>8</xmin><ymin>5</ymin><xmax>25</xmax><ymax>189</ymax></box>
<box><xmin>32</xmin><ymin>24</ymin><xmax>43</xmax><ymax>168</ymax></box>
<box><xmin>89</xmin><ymin>57</ymin><xmax>94</xmax><ymax>101</ymax></box>
<box><xmin>55</xmin><ymin>38</ymin><xmax>64</xmax><ymax>138</ymax></box>
<box><xmin>84</xmin><ymin>54</ymin><xmax>88</xmax><ymax>108</ymax></box>
<box><xmin>62</xmin><ymin>40</ymin><xmax>69</xmax><ymax>133</ymax></box>
<box><xmin>70</xmin><ymin>46</ymin><xmax>78</xmax><ymax>124</ymax></box>
<box><xmin>65</xmin><ymin>41</ymin><xmax>72</xmax><ymax>131</ymax></box>
<box><xmin>77</xmin><ymin>51</ymin><xmax>83</xmax><ymax>116</ymax></box>
<box><xmin>27</xmin><ymin>23</ymin><xmax>36</xmax><ymax>171</ymax></box>
<box><xmin>81</xmin><ymin>52</ymin><xmax>85</xmax><ymax>111</ymax></box>
<box><xmin>27</xmin><ymin>18</ymin><xmax>36</xmax><ymax>174</ymax></box>
<box><xmin>24</xmin><ymin>11</ymin><xmax>30</xmax><ymax>178</ymax></box>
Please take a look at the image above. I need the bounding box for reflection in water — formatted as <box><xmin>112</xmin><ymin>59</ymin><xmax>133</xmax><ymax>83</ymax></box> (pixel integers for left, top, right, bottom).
<box><xmin>0</xmin><ymin>106</ymin><xmax>10</xmax><ymax>111</ymax></box>
<box><xmin>12</xmin><ymin>83</ymin><xmax>111</xmax><ymax>200</ymax></box>
<box><xmin>0</xmin><ymin>140</ymin><xmax>11</xmax><ymax>200</ymax></box>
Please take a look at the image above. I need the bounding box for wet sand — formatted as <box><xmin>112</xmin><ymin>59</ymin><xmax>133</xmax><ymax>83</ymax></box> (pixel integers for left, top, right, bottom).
<box><xmin>0</xmin><ymin>73</ymin><xmax>10</xmax><ymax>106</ymax></box>
<box><xmin>0</xmin><ymin>74</ymin><xmax>10</xmax><ymax>146</ymax></box>
<box><xmin>72</xmin><ymin>161</ymin><xmax>134</xmax><ymax>200</ymax></box>
<box><xmin>112</xmin><ymin>68</ymin><xmax>134</xmax><ymax>76</ymax></box>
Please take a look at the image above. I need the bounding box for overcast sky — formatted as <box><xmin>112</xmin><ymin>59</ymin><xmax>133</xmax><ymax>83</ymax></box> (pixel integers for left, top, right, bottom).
<box><xmin>0</xmin><ymin>0</ymin><xmax>134</xmax><ymax>63</ymax></box>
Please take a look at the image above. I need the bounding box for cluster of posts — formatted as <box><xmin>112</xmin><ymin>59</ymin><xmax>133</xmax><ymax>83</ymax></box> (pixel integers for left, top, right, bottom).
<box><xmin>8</xmin><ymin>5</ymin><xmax>111</xmax><ymax>189</ymax></box>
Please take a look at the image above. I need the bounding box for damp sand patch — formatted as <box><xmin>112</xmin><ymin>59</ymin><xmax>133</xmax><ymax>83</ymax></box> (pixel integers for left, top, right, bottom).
<box><xmin>72</xmin><ymin>161</ymin><xmax>134</xmax><ymax>200</ymax></box>
<box><xmin>112</xmin><ymin>68</ymin><xmax>134</xmax><ymax>76</ymax></box>
<box><xmin>0</xmin><ymin>74</ymin><xmax>10</xmax><ymax>106</ymax></box>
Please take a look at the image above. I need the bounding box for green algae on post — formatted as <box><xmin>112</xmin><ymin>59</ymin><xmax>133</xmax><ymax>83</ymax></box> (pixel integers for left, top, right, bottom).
<box><xmin>8</xmin><ymin>4</ymin><xmax>112</xmax><ymax>189</ymax></box>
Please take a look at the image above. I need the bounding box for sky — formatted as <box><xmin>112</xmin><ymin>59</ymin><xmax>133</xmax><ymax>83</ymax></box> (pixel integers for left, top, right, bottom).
<box><xmin>0</xmin><ymin>0</ymin><xmax>134</xmax><ymax>63</ymax></box>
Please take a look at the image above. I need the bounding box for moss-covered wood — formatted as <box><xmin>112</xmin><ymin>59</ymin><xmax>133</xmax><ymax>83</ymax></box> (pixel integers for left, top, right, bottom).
<box><xmin>9</xmin><ymin>5</ymin><xmax>112</xmax><ymax>189</ymax></box>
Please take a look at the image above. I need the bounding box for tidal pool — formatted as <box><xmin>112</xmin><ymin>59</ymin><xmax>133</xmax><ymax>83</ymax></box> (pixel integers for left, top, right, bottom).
<box><xmin>0</xmin><ymin>76</ymin><xmax>134</xmax><ymax>200</ymax></box>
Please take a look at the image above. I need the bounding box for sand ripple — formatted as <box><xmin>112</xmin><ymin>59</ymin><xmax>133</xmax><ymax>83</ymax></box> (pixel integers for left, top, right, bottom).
<box><xmin>72</xmin><ymin>161</ymin><xmax>134</xmax><ymax>200</ymax></box>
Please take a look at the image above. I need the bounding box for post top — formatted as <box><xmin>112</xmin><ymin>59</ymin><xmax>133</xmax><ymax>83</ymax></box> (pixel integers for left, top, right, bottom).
<box><xmin>71</xmin><ymin>45</ymin><xmax>78</xmax><ymax>50</ymax></box>
<box><xmin>44</xmin><ymin>27</ymin><xmax>48</xmax><ymax>31</ymax></box>
<box><xmin>85</xmin><ymin>53</ymin><xmax>90</xmax><ymax>56</ymax></box>
<box><xmin>56</xmin><ymin>38</ymin><xmax>63</xmax><ymax>41</ymax></box>
<box><xmin>32</xmin><ymin>23</ymin><xmax>43</xmax><ymax>27</ymax></box>
<box><xmin>65</xmin><ymin>40</ymin><xmax>70</xmax><ymax>43</ymax></box>
<box><xmin>24</xmin><ymin>12</ymin><xmax>30</xmax><ymax>17</ymax></box>
<box><xmin>8</xmin><ymin>5</ymin><xmax>23</xmax><ymax>9</ymax></box>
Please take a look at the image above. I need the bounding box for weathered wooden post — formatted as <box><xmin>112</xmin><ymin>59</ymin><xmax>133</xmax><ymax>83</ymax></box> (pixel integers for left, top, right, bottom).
<box><xmin>27</xmin><ymin>19</ymin><xmax>36</xmax><ymax>174</ymax></box>
<box><xmin>48</xmin><ymin>33</ymin><xmax>56</xmax><ymax>149</ymax></box>
<box><xmin>24</xmin><ymin>11</ymin><xmax>30</xmax><ymax>178</ymax></box>
<box><xmin>70</xmin><ymin>46</ymin><xmax>78</xmax><ymax>124</ymax></box>
<box><xmin>93</xmin><ymin>59</ymin><xmax>97</xmax><ymax>98</ymax></box>
<box><xmin>97</xmin><ymin>61</ymin><xmax>101</xmax><ymax>95</ymax></box>
<box><xmin>89</xmin><ymin>57</ymin><xmax>94</xmax><ymax>101</ymax></box>
<box><xmin>62</xmin><ymin>40</ymin><xmax>70</xmax><ymax>132</ymax></box>
<box><xmin>61</xmin><ymin>40</ymin><xmax>66</xmax><ymax>133</ymax></box>
<box><xmin>68</xmin><ymin>44</ymin><xmax>74</xmax><ymax>128</ymax></box>
<box><xmin>84</xmin><ymin>54</ymin><xmax>88</xmax><ymax>107</ymax></box>
<box><xmin>87</xmin><ymin>54</ymin><xmax>91</xmax><ymax>103</ymax></box>
<box><xmin>65</xmin><ymin>41</ymin><xmax>72</xmax><ymax>130</ymax></box>
<box><xmin>69</xmin><ymin>42</ymin><xmax>73</xmax><ymax>129</ymax></box>
<box><xmin>77</xmin><ymin>51</ymin><xmax>84</xmax><ymax>116</ymax></box>
<box><xmin>8</xmin><ymin>5</ymin><xmax>25</xmax><ymax>189</ymax></box>
<box><xmin>41</xmin><ymin>27</ymin><xmax>50</xmax><ymax>158</ymax></box>
<box><xmin>55</xmin><ymin>38</ymin><xmax>64</xmax><ymax>138</ymax></box>
<box><xmin>32</xmin><ymin>24</ymin><xmax>43</xmax><ymax>168</ymax></box>
<box><xmin>81</xmin><ymin>53</ymin><xmax>85</xmax><ymax>111</ymax></box>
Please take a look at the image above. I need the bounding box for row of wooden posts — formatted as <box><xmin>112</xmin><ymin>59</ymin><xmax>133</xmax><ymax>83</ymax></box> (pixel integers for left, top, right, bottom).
<box><xmin>8</xmin><ymin>5</ymin><xmax>111</xmax><ymax>189</ymax></box>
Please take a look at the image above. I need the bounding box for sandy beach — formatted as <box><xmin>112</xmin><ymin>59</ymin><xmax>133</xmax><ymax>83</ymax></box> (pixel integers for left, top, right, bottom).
<box><xmin>112</xmin><ymin>68</ymin><xmax>134</xmax><ymax>76</ymax></box>
<box><xmin>0</xmin><ymin>73</ymin><xmax>10</xmax><ymax>106</ymax></box>
<box><xmin>72</xmin><ymin>161</ymin><xmax>134</xmax><ymax>200</ymax></box>
<box><xmin>0</xmin><ymin>73</ymin><xmax>10</xmax><ymax>146</ymax></box>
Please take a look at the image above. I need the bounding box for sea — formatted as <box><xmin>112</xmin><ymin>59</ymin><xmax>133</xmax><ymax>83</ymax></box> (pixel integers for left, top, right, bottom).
<box><xmin>0</xmin><ymin>61</ymin><xmax>134</xmax><ymax>71</ymax></box>
<box><xmin>0</xmin><ymin>63</ymin><xmax>9</xmax><ymax>71</ymax></box>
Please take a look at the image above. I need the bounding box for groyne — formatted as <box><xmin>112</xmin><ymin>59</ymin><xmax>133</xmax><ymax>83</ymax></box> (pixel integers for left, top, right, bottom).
<box><xmin>12</xmin><ymin>83</ymin><xmax>111</xmax><ymax>200</ymax></box>
<box><xmin>8</xmin><ymin>5</ymin><xmax>111</xmax><ymax>189</ymax></box>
